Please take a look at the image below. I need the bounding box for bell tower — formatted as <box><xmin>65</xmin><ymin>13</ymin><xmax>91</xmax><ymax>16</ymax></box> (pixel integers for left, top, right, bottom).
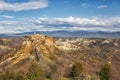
<box><xmin>34</xmin><ymin>31</ymin><xmax>37</xmax><ymax>35</ymax></box>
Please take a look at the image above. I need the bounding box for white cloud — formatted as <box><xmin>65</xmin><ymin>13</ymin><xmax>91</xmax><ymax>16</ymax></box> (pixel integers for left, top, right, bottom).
<box><xmin>64</xmin><ymin>0</ymin><xmax>69</xmax><ymax>3</ymax></box>
<box><xmin>97</xmin><ymin>5</ymin><xmax>108</xmax><ymax>9</ymax></box>
<box><xmin>0</xmin><ymin>16</ymin><xmax>120</xmax><ymax>33</ymax></box>
<box><xmin>0</xmin><ymin>27</ymin><xmax>4</xmax><ymax>30</ymax></box>
<box><xmin>1</xmin><ymin>15</ymin><xmax>13</xmax><ymax>19</ymax></box>
<box><xmin>28</xmin><ymin>16</ymin><xmax>120</xmax><ymax>32</ymax></box>
<box><xmin>0</xmin><ymin>0</ymin><xmax>48</xmax><ymax>11</ymax></box>
<box><xmin>33</xmin><ymin>16</ymin><xmax>106</xmax><ymax>26</ymax></box>
<box><xmin>81</xmin><ymin>3</ymin><xmax>89</xmax><ymax>8</ymax></box>
<box><xmin>0</xmin><ymin>21</ymin><xmax>19</xmax><ymax>26</ymax></box>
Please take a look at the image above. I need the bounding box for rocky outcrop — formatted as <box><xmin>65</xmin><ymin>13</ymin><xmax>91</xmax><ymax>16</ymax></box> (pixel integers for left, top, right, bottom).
<box><xmin>10</xmin><ymin>33</ymin><xmax>55</xmax><ymax>65</ymax></box>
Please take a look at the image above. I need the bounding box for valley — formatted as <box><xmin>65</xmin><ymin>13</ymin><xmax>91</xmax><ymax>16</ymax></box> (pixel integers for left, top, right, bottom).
<box><xmin>0</xmin><ymin>34</ymin><xmax>120</xmax><ymax>80</ymax></box>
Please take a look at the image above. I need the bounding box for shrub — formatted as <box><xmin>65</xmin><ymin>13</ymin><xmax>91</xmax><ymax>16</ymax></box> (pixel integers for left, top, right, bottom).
<box><xmin>99</xmin><ymin>63</ymin><xmax>110</xmax><ymax>80</ymax></box>
<box><xmin>0</xmin><ymin>72</ymin><xmax>23</xmax><ymax>80</ymax></box>
<box><xmin>26</xmin><ymin>62</ymin><xmax>42</xmax><ymax>80</ymax></box>
<box><xmin>0</xmin><ymin>62</ymin><xmax>42</xmax><ymax>80</ymax></box>
<box><xmin>70</xmin><ymin>62</ymin><xmax>83</xmax><ymax>79</ymax></box>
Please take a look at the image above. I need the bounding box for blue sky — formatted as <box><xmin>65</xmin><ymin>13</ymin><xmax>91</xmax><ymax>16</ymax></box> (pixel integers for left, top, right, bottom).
<box><xmin>0</xmin><ymin>0</ymin><xmax>120</xmax><ymax>33</ymax></box>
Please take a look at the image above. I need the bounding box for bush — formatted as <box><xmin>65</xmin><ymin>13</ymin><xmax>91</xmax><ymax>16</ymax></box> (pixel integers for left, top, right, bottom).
<box><xmin>26</xmin><ymin>62</ymin><xmax>42</xmax><ymax>80</ymax></box>
<box><xmin>99</xmin><ymin>63</ymin><xmax>110</xmax><ymax>80</ymax></box>
<box><xmin>0</xmin><ymin>62</ymin><xmax>42</xmax><ymax>80</ymax></box>
<box><xmin>70</xmin><ymin>62</ymin><xmax>83</xmax><ymax>79</ymax></box>
<box><xmin>0</xmin><ymin>72</ymin><xmax>23</xmax><ymax>80</ymax></box>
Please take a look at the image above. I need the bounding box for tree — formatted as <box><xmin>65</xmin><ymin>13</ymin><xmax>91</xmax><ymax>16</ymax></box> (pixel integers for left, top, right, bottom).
<box><xmin>26</xmin><ymin>62</ymin><xmax>42</xmax><ymax>80</ymax></box>
<box><xmin>99</xmin><ymin>63</ymin><xmax>110</xmax><ymax>80</ymax></box>
<box><xmin>70</xmin><ymin>62</ymin><xmax>83</xmax><ymax>79</ymax></box>
<box><xmin>0</xmin><ymin>72</ymin><xmax>23</xmax><ymax>80</ymax></box>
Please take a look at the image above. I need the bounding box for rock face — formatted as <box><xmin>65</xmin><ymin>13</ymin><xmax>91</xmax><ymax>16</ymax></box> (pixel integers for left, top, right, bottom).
<box><xmin>11</xmin><ymin>33</ymin><xmax>55</xmax><ymax>65</ymax></box>
<box><xmin>23</xmin><ymin>33</ymin><xmax>54</xmax><ymax>53</ymax></box>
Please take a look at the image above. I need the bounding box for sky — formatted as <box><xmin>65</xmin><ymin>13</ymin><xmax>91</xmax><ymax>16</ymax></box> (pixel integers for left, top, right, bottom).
<box><xmin>0</xmin><ymin>0</ymin><xmax>120</xmax><ymax>33</ymax></box>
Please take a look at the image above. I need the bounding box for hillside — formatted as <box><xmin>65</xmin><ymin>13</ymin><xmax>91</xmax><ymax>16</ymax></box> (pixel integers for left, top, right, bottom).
<box><xmin>0</xmin><ymin>34</ymin><xmax>120</xmax><ymax>80</ymax></box>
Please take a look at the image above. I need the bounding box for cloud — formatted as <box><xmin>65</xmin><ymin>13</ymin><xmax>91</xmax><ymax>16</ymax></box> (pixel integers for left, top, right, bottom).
<box><xmin>26</xmin><ymin>16</ymin><xmax>120</xmax><ymax>32</ymax></box>
<box><xmin>0</xmin><ymin>21</ymin><xmax>19</xmax><ymax>26</ymax></box>
<box><xmin>1</xmin><ymin>15</ymin><xmax>13</xmax><ymax>19</ymax></box>
<box><xmin>0</xmin><ymin>16</ymin><xmax>120</xmax><ymax>33</ymax></box>
<box><xmin>14</xmin><ymin>27</ymin><xmax>31</xmax><ymax>32</ymax></box>
<box><xmin>0</xmin><ymin>27</ymin><xmax>4</xmax><ymax>30</ymax></box>
<box><xmin>64</xmin><ymin>0</ymin><xmax>69</xmax><ymax>3</ymax></box>
<box><xmin>32</xmin><ymin>17</ymin><xmax>106</xmax><ymax>27</ymax></box>
<box><xmin>0</xmin><ymin>0</ymin><xmax>48</xmax><ymax>11</ymax></box>
<box><xmin>97</xmin><ymin>5</ymin><xmax>108</xmax><ymax>9</ymax></box>
<box><xmin>81</xmin><ymin>3</ymin><xmax>89</xmax><ymax>8</ymax></box>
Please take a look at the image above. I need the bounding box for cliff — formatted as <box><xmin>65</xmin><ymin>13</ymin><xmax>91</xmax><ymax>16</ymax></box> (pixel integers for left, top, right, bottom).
<box><xmin>0</xmin><ymin>33</ymin><xmax>55</xmax><ymax>67</ymax></box>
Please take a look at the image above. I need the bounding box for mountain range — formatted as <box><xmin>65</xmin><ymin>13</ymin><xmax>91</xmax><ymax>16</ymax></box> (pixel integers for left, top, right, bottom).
<box><xmin>0</xmin><ymin>30</ymin><xmax>120</xmax><ymax>38</ymax></box>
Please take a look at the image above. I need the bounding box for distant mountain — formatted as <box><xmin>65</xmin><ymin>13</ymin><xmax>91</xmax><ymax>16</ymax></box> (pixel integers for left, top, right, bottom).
<box><xmin>0</xmin><ymin>30</ymin><xmax>120</xmax><ymax>38</ymax></box>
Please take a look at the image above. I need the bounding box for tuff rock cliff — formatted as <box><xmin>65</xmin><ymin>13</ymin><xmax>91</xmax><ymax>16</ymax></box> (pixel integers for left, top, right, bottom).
<box><xmin>13</xmin><ymin>33</ymin><xmax>55</xmax><ymax>64</ymax></box>
<box><xmin>0</xmin><ymin>33</ymin><xmax>56</xmax><ymax>68</ymax></box>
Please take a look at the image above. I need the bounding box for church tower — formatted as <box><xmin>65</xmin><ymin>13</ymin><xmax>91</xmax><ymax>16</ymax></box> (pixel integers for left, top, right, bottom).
<box><xmin>34</xmin><ymin>31</ymin><xmax>37</xmax><ymax>35</ymax></box>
